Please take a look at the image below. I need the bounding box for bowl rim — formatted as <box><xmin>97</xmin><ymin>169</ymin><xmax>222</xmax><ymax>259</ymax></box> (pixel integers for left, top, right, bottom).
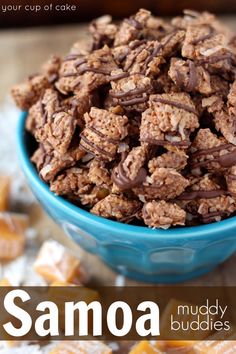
<box><xmin>17</xmin><ymin>111</ymin><xmax>236</xmax><ymax>239</ymax></box>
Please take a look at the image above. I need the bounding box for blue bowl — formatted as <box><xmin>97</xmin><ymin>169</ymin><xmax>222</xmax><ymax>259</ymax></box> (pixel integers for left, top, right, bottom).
<box><xmin>17</xmin><ymin>112</ymin><xmax>236</xmax><ymax>283</ymax></box>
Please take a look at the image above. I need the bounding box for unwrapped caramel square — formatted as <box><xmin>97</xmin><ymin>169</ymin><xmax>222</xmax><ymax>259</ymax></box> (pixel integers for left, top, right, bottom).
<box><xmin>34</xmin><ymin>240</ymin><xmax>80</xmax><ymax>283</ymax></box>
<box><xmin>0</xmin><ymin>212</ymin><xmax>28</xmax><ymax>261</ymax></box>
<box><xmin>0</xmin><ymin>278</ymin><xmax>11</xmax><ymax>286</ymax></box>
<box><xmin>129</xmin><ymin>340</ymin><xmax>163</xmax><ymax>353</ymax></box>
<box><xmin>49</xmin><ymin>341</ymin><xmax>112</xmax><ymax>354</ymax></box>
<box><xmin>0</xmin><ymin>176</ymin><xmax>10</xmax><ymax>212</ymax></box>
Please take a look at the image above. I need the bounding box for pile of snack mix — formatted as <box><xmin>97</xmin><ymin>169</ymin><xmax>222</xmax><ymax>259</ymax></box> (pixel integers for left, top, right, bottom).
<box><xmin>11</xmin><ymin>9</ymin><xmax>236</xmax><ymax>229</ymax></box>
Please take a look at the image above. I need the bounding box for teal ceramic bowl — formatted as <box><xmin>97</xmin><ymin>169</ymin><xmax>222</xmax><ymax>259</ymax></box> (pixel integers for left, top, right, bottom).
<box><xmin>17</xmin><ymin>112</ymin><xmax>236</xmax><ymax>283</ymax></box>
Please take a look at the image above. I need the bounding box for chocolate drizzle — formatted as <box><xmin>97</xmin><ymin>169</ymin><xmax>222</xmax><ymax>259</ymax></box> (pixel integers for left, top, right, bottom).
<box><xmin>125</xmin><ymin>45</ymin><xmax>145</xmax><ymax>71</ymax></box>
<box><xmin>226</xmin><ymin>174</ymin><xmax>236</xmax><ymax>181</ymax></box>
<box><xmin>143</xmin><ymin>42</ymin><xmax>163</xmax><ymax>70</ymax></box>
<box><xmin>87</xmin><ymin>126</ymin><xmax>120</xmax><ymax>145</ymax></box>
<box><xmin>124</xmin><ymin>18</ymin><xmax>143</xmax><ymax>30</ymax></box>
<box><xmin>77</xmin><ymin>66</ymin><xmax>111</xmax><ymax>76</ymax></box>
<box><xmin>119</xmin><ymin>206</ymin><xmax>141</xmax><ymax>223</ymax></box>
<box><xmin>152</xmin><ymin>97</ymin><xmax>198</xmax><ymax>115</ymax></box>
<box><xmin>64</xmin><ymin>53</ymin><xmax>81</xmax><ymax>61</ymax></box>
<box><xmin>39</xmin><ymin>100</ymin><xmax>48</xmax><ymax>125</ymax></box>
<box><xmin>62</xmin><ymin>72</ymin><xmax>77</xmax><ymax>78</ymax></box>
<box><xmin>80</xmin><ymin>133</ymin><xmax>114</xmax><ymax>158</ymax></box>
<box><xmin>191</xmin><ymin>147</ymin><xmax>236</xmax><ymax>168</ymax></box>
<box><xmin>190</xmin><ymin>26</ymin><xmax>214</xmax><ymax>45</ymax></box>
<box><xmin>186</xmin><ymin>61</ymin><xmax>198</xmax><ymax>91</ymax></box>
<box><xmin>200</xmin><ymin>53</ymin><xmax>233</xmax><ymax>65</ymax></box>
<box><xmin>110</xmin><ymin>86</ymin><xmax>149</xmax><ymax>98</ymax></box>
<box><xmin>141</xmin><ymin>31</ymin><xmax>178</xmax><ymax>73</ymax></box>
<box><xmin>140</xmin><ymin>138</ymin><xmax>190</xmax><ymax>147</ymax></box>
<box><xmin>201</xmin><ymin>211</ymin><xmax>227</xmax><ymax>223</ymax></box>
<box><xmin>130</xmin><ymin>39</ymin><xmax>147</xmax><ymax>49</ymax></box>
<box><xmin>191</xmin><ymin>144</ymin><xmax>233</xmax><ymax>158</ymax></box>
<box><xmin>175</xmin><ymin>60</ymin><xmax>198</xmax><ymax>92</ymax></box>
<box><xmin>112</xmin><ymin>155</ymin><xmax>147</xmax><ymax>190</ymax></box>
<box><xmin>120</xmin><ymin>96</ymin><xmax>148</xmax><ymax>106</ymax></box>
<box><xmin>109</xmin><ymin>72</ymin><xmax>129</xmax><ymax>81</ymax></box>
<box><xmin>178</xmin><ymin>189</ymin><xmax>227</xmax><ymax>200</ymax></box>
<box><xmin>74</xmin><ymin>58</ymin><xmax>87</xmax><ymax>68</ymax></box>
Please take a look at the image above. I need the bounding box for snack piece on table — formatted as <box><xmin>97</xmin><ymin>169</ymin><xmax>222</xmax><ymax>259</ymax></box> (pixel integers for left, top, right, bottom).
<box><xmin>34</xmin><ymin>240</ymin><xmax>81</xmax><ymax>283</ymax></box>
<box><xmin>0</xmin><ymin>213</ymin><xmax>28</xmax><ymax>261</ymax></box>
<box><xmin>0</xmin><ymin>278</ymin><xmax>11</xmax><ymax>286</ymax></box>
<box><xmin>0</xmin><ymin>176</ymin><xmax>11</xmax><ymax>212</ymax></box>
<box><xmin>49</xmin><ymin>341</ymin><xmax>112</xmax><ymax>354</ymax></box>
<box><xmin>129</xmin><ymin>340</ymin><xmax>163</xmax><ymax>354</ymax></box>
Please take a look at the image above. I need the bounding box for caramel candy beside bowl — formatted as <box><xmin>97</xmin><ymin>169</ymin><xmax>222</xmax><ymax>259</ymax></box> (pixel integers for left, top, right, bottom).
<box><xmin>34</xmin><ymin>240</ymin><xmax>81</xmax><ymax>283</ymax></box>
<box><xmin>129</xmin><ymin>340</ymin><xmax>163</xmax><ymax>353</ymax></box>
<box><xmin>0</xmin><ymin>212</ymin><xmax>28</xmax><ymax>261</ymax></box>
<box><xmin>0</xmin><ymin>176</ymin><xmax>11</xmax><ymax>212</ymax></box>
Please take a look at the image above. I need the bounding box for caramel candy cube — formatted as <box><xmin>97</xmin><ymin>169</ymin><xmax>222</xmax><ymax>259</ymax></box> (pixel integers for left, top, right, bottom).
<box><xmin>49</xmin><ymin>341</ymin><xmax>112</xmax><ymax>354</ymax></box>
<box><xmin>129</xmin><ymin>341</ymin><xmax>163</xmax><ymax>354</ymax></box>
<box><xmin>0</xmin><ymin>278</ymin><xmax>11</xmax><ymax>286</ymax></box>
<box><xmin>161</xmin><ymin>299</ymin><xmax>214</xmax><ymax>341</ymax></box>
<box><xmin>0</xmin><ymin>176</ymin><xmax>10</xmax><ymax>212</ymax></box>
<box><xmin>34</xmin><ymin>240</ymin><xmax>80</xmax><ymax>283</ymax></box>
<box><xmin>165</xmin><ymin>340</ymin><xmax>196</xmax><ymax>348</ymax></box>
<box><xmin>0</xmin><ymin>213</ymin><xmax>28</xmax><ymax>261</ymax></box>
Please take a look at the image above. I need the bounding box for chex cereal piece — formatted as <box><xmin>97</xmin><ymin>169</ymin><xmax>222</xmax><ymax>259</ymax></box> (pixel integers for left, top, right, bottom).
<box><xmin>79</xmin><ymin>107</ymin><xmax>128</xmax><ymax>161</ymax></box>
<box><xmin>142</xmin><ymin>200</ymin><xmax>186</xmax><ymax>228</ymax></box>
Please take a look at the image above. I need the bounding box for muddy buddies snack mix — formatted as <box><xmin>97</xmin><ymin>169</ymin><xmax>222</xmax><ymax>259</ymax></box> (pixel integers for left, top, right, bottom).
<box><xmin>12</xmin><ymin>9</ymin><xmax>236</xmax><ymax>228</ymax></box>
